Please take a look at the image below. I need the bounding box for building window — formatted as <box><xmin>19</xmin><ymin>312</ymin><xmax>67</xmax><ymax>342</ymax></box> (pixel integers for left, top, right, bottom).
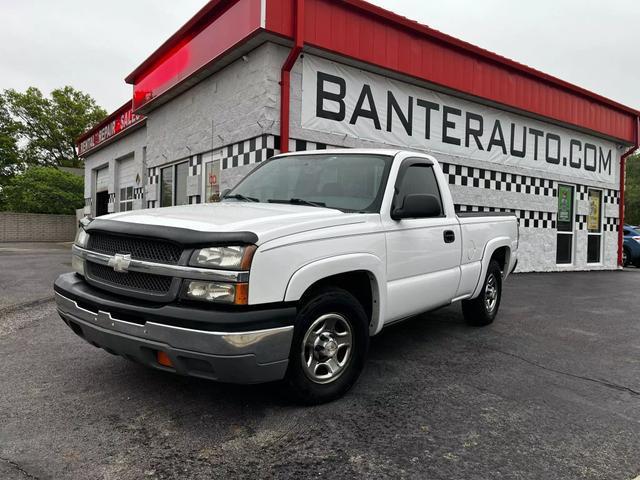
<box><xmin>556</xmin><ymin>184</ymin><xmax>575</xmax><ymax>265</ymax></box>
<box><xmin>119</xmin><ymin>186</ymin><xmax>134</xmax><ymax>211</ymax></box>
<box><xmin>587</xmin><ymin>189</ymin><xmax>603</xmax><ymax>263</ymax></box>
<box><xmin>160</xmin><ymin>161</ymin><xmax>188</xmax><ymax>207</ymax></box>
<box><xmin>203</xmin><ymin>156</ymin><xmax>221</xmax><ymax>203</ymax></box>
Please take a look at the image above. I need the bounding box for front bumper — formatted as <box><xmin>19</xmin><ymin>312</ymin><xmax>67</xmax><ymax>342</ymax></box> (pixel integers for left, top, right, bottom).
<box><xmin>54</xmin><ymin>273</ymin><xmax>296</xmax><ymax>384</ymax></box>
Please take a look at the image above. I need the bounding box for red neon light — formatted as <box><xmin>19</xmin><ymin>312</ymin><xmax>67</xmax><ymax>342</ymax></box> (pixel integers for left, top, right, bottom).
<box><xmin>132</xmin><ymin>0</ymin><xmax>262</xmax><ymax>111</ymax></box>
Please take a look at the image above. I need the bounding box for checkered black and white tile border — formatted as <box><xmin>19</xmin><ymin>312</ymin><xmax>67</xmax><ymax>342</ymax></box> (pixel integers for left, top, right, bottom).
<box><xmin>604</xmin><ymin>217</ymin><xmax>618</xmax><ymax>232</ymax></box>
<box><xmin>221</xmin><ymin>135</ymin><xmax>279</xmax><ymax>169</ymax></box>
<box><xmin>455</xmin><ymin>205</ymin><xmax>554</xmax><ymax>229</ymax></box>
<box><xmin>189</xmin><ymin>154</ymin><xmax>202</xmax><ymax>177</ymax></box>
<box><xmin>219</xmin><ymin>135</ymin><xmax>344</xmax><ymax>170</ymax></box>
<box><xmin>441</xmin><ymin>163</ymin><xmax>555</xmax><ymax>196</ymax></box>
<box><xmin>604</xmin><ymin>189</ymin><xmax>619</xmax><ymax>206</ymax></box>
<box><xmin>575</xmin><ymin>214</ymin><xmax>587</xmax><ymax>231</ymax></box>
<box><xmin>133</xmin><ymin>187</ymin><xmax>144</xmax><ymax>200</ymax></box>
<box><xmin>148</xmin><ymin>167</ymin><xmax>159</xmax><ymax>185</ymax></box>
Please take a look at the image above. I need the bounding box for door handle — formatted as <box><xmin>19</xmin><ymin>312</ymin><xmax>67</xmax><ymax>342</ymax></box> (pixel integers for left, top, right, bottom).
<box><xmin>443</xmin><ymin>230</ymin><xmax>455</xmax><ymax>243</ymax></box>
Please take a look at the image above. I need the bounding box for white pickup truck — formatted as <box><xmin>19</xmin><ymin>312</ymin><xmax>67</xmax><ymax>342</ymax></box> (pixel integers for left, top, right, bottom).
<box><xmin>55</xmin><ymin>149</ymin><xmax>518</xmax><ymax>403</ymax></box>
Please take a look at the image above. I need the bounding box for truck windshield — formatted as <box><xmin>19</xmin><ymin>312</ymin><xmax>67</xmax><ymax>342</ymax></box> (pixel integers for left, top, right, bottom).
<box><xmin>224</xmin><ymin>153</ymin><xmax>393</xmax><ymax>213</ymax></box>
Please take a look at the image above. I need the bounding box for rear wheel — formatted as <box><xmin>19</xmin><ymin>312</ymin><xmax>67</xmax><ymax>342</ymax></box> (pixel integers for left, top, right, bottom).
<box><xmin>285</xmin><ymin>287</ymin><xmax>369</xmax><ymax>405</ymax></box>
<box><xmin>462</xmin><ymin>260</ymin><xmax>502</xmax><ymax>326</ymax></box>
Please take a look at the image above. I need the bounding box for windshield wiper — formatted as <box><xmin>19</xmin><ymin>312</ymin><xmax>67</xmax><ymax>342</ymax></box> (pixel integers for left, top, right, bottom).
<box><xmin>267</xmin><ymin>198</ymin><xmax>327</xmax><ymax>208</ymax></box>
<box><xmin>223</xmin><ymin>194</ymin><xmax>260</xmax><ymax>202</ymax></box>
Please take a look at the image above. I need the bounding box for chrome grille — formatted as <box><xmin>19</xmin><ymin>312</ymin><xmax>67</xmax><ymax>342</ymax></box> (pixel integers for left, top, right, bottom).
<box><xmin>87</xmin><ymin>232</ymin><xmax>182</xmax><ymax>264</ymax></box>
<box><xmin>86</xmin><ymin>262</ymin><xmax>172</xmax><ymax>294</ymax></box>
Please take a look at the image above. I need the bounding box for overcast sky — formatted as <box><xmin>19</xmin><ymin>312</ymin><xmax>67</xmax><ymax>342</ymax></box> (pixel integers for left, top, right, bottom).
<box><xmin>1</xmin><ymin>0</ymin><xmax>637</xmax><ymax>113</ymax></box>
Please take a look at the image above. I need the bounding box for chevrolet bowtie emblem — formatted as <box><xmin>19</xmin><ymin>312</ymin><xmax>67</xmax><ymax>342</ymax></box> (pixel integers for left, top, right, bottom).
<box><xmin>108</xmin><ymin>253</ymin><xmax>131</xmax><ymax>273</ymax></box>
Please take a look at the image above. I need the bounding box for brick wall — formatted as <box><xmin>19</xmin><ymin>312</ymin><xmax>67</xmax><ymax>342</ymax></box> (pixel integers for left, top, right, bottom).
<box><xmin>0</xmin><ymin>212</ymin><xmax>77</xmax><ymax>242</ymax></box>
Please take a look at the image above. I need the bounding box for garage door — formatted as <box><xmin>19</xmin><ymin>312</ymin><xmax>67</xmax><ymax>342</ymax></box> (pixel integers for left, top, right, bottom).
<box><xmin>95</xmin><ymin>166</ymin><xmax>109</xmax><ymax>192</ymax></box>
<box><xmin>117</xmin><ymin>156</ymin><xmax>136</xmax><ymax>211</ymax></box>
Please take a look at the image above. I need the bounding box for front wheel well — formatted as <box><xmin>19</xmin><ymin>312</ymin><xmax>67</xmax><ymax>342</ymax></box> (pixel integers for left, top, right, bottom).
<box><xmin>298</xmin><ymin>271</ymin><xmax>375</xmax><ymax>324</ymax></box>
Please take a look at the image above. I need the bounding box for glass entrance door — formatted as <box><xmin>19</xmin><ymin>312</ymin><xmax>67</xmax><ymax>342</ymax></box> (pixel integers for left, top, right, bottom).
<box><xmin>587</xmin><ymin>189</ymin><xmax>603</xmax><ymax>263</ymax></box>
<box><xmin>202</xmin><ymin>154</ymin><xmax>221</xmax><ymax>203</ymax></box>
<box><xmin>556</xmin><ymin>184</ymin><xmax>575</xmax><ymax>265</ymax></box>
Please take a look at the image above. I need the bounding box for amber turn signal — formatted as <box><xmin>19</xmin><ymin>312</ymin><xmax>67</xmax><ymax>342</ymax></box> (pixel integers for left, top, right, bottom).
<box><xmin>157</xmin><ymin>351</ymin><xmax>173</xmax><ymax>367</ymax></box>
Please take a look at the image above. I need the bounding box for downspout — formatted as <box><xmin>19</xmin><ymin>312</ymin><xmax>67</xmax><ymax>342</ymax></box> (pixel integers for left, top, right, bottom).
<box><xmin>617</xmin><ymin>116</ymin><xmax>640</xmax><ymax>267</ymax></box>
<box><xmin>279</xmin><ymin>0</ymin><xmax>304</xmax><ymax>154</ymax></box>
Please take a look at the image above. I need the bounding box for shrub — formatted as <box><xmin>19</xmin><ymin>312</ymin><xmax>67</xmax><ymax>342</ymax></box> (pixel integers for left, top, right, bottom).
<box><xmin>1</xmin><ymin>166</ymin><xmax>84</xmax><ymax>215</ymax></box>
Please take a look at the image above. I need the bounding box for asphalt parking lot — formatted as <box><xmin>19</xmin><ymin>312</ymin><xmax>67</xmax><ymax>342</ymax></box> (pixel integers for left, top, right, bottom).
<box><xmin>1</xmin><ymin>244</ymin><xmax>639</xmax><ymax>480</ymax></box>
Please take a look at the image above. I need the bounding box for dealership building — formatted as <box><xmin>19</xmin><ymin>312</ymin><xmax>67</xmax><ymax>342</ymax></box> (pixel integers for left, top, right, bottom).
<box><xmin>76</xmin><ymin>0</ymin><xmax>639</xmax><ymax>272</ymax></box>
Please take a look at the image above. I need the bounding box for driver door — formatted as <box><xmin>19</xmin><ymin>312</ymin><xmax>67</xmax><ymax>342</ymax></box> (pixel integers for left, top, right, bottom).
<box><xmin>384</xmin><ymin>158</ymin><xmax>462</xmax><ymax>322</ymax></box>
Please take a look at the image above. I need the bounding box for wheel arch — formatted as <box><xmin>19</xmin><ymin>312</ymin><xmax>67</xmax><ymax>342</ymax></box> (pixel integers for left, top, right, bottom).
<box><xmin>471</xmin><ymin>238</ymin><xmax>512</xmax><ymax>299</ymax></box>
<box><xmin>284</xmin><ymin>253</ymin><xmax>386</xmax><ymax>335</ymax></box>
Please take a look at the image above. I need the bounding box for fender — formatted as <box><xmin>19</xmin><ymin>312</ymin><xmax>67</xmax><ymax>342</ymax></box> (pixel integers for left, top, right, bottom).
<box><xmin>470</xmin><ymin>237</ymin><xmax>512</xmax><ymax>299</ymax></box>
<box><xmin>284</xmin><ymin>253</ymin><xmax>387</xmax><ymax>335</ymax></box>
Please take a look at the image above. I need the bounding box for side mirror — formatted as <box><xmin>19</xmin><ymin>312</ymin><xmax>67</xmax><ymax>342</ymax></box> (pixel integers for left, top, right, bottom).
<box><xmin>391</xmin><ymin>194</ymin><xmax>442</xmax><ymax>220</ymax></box>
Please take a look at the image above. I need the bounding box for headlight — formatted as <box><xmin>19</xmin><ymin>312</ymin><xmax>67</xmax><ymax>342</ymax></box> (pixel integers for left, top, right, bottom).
<box><xmin>75</xmin><ymin>228</ymin><xmax>89</xmax><ymax>248</ymax></box>
<box><xmin>190</xmin><ymin>245</ymin><xmax>256</xmax><ymax>270</ymax></box>
<box><xmin>183</xmin><ymin>281</ymin><xmax>249</xmax><ymax>305</ymax></box>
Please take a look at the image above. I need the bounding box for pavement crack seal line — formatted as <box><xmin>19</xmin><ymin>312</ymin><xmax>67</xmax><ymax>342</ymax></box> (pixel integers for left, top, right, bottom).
<box><xmin>490</xmin><ymin>347</ymin><xmax>640</xmax><ymax>397</ymax></box>
<box><xmin>445</xmin><ymin>331</ymin><xmax>640</xmax><ymax>397</ymax></box>
<box><xmin>0</xmin><ymin>456</ymin><xmax>40</xmax><ymax>480</ymax></box>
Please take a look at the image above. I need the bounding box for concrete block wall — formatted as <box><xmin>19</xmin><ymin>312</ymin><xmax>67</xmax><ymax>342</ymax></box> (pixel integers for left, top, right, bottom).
<box><xmin>0</xmin><ymin>212</ymin><xmax>77</xmax><ymax>242</ymax></box>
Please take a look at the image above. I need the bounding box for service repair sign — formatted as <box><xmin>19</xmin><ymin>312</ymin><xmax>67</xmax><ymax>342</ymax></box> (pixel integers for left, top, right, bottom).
<box><xmin>301</xmin><ymin>55</ymin><xmax>619</xmax><ymax>184</ymax></box>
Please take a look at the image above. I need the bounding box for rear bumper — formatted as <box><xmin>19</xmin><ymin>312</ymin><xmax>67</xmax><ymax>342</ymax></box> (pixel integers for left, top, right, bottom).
<box><xmin>54</xmin><ymin>273</ymin><xmax>295</xmax><ymax>384</ymax></box>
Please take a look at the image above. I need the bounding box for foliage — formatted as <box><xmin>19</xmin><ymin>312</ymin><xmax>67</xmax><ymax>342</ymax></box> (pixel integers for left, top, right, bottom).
<box><xmin>625</xmin><ymin>153</ymin><xmax>640</xmax><ymax>226</ymax></box>
<box><xmin>0</xmin><ymin>94</ymin><xmax>23</xmax><ymax>185</ymax></box>
<box><xmin>0</xmin><ymin>86</ymin><xmax>106</xmax><ymax>169</ymax></box>
<box><xmin>0</xmin><ymin>167</ymin><xmax>84</xmax><ymax>215</ymax></box>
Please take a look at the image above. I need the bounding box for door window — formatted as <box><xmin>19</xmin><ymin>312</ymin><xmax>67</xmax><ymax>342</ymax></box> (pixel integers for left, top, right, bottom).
<box><xmin>587</xmin><ymin>189</ymin><xmax>603</xmax><ymax>263</ymax></box>
<box><xmin>556</xmin><ymin>184</ymin><xmax>575</xmax><ymax>264</ymax></box>
<box><xmin>395</xmin><ymin>163</ymin><xmax>442</xmax><ymax>212</ymax></box>
<box><xmin>119</xmin><ymin>187</ymin><xmax>134</xmax><ymax>211</ymax></box>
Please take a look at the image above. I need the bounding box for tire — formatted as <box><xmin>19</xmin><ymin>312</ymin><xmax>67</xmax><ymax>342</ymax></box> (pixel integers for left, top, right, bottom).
<box><xmin>285</xmin><ymin>287</ymin><xmax>369</xmax><ymax>405</ymax></box>
<box><xmin>622</xmin><ymin>248</ymin><xmax>630</xmax><ymax>267</ymax></box>
<box><xmin>462</xmin><ymin>260</ymin><xmax>502</xmax><ymax>327</ymax></box>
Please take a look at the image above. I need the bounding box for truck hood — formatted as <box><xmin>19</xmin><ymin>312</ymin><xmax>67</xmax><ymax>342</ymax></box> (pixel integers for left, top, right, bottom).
<box><xmin>99</xmin><ymin>202</ymin><xmax>366</xmax><ymax>244</ymax></box>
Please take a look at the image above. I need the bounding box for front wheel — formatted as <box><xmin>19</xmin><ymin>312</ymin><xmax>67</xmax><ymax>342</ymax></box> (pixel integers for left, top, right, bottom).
<box><xmin>462</xmin><ymin>260</ymin><xmax>502</xmax><ymax>326</ymax></box>
<box><xmin>285</xmin><ymin>287</ymin><xmax>369</xmax><ymax>405</ymax></box>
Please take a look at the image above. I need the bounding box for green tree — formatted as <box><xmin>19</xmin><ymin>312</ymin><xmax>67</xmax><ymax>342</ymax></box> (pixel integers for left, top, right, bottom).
<box><xmin>2</xmin><ymin>86</ymin><xmax>106</xmax><ymax>168</ymax></box>
<box><xmin>0</xmin><ymin>94</ymin><xmax>22</xmax><ymax>185</ymax></box>
<box><xmin>625</xmin><ymin>153</ymin><xmax>640</xmax><ymax>226</ymax></box>
<box><xmin>0</xmin><ymin>167</ymin><xmax>84</xmax><ymax>214</ymax></box>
